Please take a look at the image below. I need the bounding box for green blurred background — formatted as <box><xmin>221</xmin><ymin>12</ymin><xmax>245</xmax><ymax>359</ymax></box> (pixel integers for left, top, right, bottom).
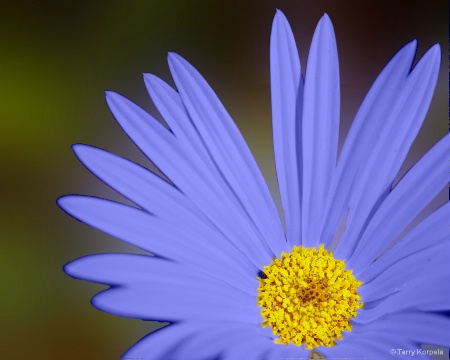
<box><xmin>1</xmin><ymin>1</ymin><xmax>447</xmax><ymax>359</ymax></box>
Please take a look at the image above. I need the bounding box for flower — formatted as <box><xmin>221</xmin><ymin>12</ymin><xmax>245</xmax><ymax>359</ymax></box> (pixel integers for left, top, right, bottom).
<box><xmin>59</xmin><ymin>10</ymin><xmax>450</xmax><ymax>360</ymax></box>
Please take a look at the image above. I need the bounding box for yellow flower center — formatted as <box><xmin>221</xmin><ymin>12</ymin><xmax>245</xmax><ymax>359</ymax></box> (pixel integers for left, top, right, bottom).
<box><xmin>257</xmin><ymin>244</ymin><xmax>363</xmax><ymax>349</ymax></box>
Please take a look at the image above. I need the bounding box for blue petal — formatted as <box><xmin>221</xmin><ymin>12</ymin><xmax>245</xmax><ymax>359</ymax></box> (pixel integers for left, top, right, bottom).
<box><xmin>302</xmin><ymin>14</ymin><xmax>340</xmax><ymax>247</ymax></box>
<box><xmin>321</xmin><ymin>41</ymin><xmax>437</xmax><ymax>251</ymax></box>
<box><xmin>123</xmin><ymin>322</ymin><xmax>218</xmax><ymax>360</ymax></box>
<box><xmin>320</xmin><ymin>338</ymin><xmax>391</xmax><ymax>360</ymax></box>
<box><xmin>354</xmin><ymin>312</ymin><xmax>450</xmax><ymax>348</ymax></box>
<box><xmin>143</xmin><ymin>73</ymin><xmax>215</xmax><ymax>166</ymax></box>
<box><xmin>270</xmin><ymin>10</ymin><xmax>303</xmax><ymax>247</ymax></box>
<box><xmin>65</xmin><ymin>253</ymin><xmax>257</xmax><ymax>295</ymax></box>
<box><xmin>347</xmin><ymin>133</ymin><xmax>450</xmax><ymax>272</ymax></box>
<box><xmin>323</xmin><ymin>336</ymin><xmax>423</xmax><ymax>360</ymax></box>
<box><xmin>322</xmin><ymin>39</ymin><xmax>415</xmax><ymax>247</ymax></box>
<box><xmin>267</xmin><ymin>343</ymin><xmax>311</xmax><ymax>359</ymax></box>
<box><xmin>71</xmin><ymin>145</ymin><xmax>257</xmax><ymax>278</ymax></box>
<box><xmin>58</xmin><ymin>196</ymin><xmax>258</xmax><ymax>290</ymax></box>
<box><xmin>168</xmin><ymin>323</ymin><xmax>269</xmax><ymax>360</ymax></box>
<box><xmin>65</xmin><ymin>255</ymin><xmax>259</xmax><ymax>322</ymax></box>
<box><xmin>359</xmin><ymin>242</ymin><xmax>450</xmax><ymax>302</ymax></box>
<box><xmin>356</xmin><ymin>272</ymin><xmax>450</xmax><ymax>323</ymax></box>
<box><xmin>91</xmin><ymin>281</ymin><xmax>259</xmax><ymax>323</ymax></box>
<box><xmin>124</xmin><ymin>322</ymin><xmax>268</xmax><ymax>360</ymax></box>
<box><xmin>222</xmin><ymin>338</ymin><xmax>293</xmax><ymax>360</ymax></box>
<box><xmin>324</xmin><ymin>312</ymin><xmax>449</xmax><ymax>359</ymax></box>
<box><xmin>222</xmin><ymin>341</ymin><xmax>274</xmax><ymax>360</ymax></box>
<box><xmin>335</xmin><ymin>44</ymin><xmax>441</xmax><ymax>262</ymax></box>
<box><xmin>167</xmin><ymin>53</ymin><xmax>287</xmax><ymax>258</ymax></box>
<box><xmin>73</xmin><ymin>144</ymin><xmax>200</xmax><ymax>218</ymax></box>
<box><xmin>359</xmin><ymin>201</ymin><xmax>450</xmax><ymax>283</ymax></box>
<box><xmin>106</xmin><ymin>91</ymin><xmax>274</xmax><ymax>267</ymax></box>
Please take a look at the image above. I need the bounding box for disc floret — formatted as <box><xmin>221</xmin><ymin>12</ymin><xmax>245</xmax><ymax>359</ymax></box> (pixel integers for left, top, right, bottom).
<box><xmin>257</xmin><ymin>244</ymin><xmax>363</xmax><ymax>349</ymax></box>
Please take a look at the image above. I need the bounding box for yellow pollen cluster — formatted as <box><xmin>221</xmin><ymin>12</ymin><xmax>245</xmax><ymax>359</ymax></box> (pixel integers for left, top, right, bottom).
<box><xmin>257</xmin><ymin>244</ymin><xmax>363</xmax><ymax>349</ymax></box>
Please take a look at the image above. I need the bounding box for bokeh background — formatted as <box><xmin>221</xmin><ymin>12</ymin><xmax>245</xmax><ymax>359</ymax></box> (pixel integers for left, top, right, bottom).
<box><xmin>1</xmin><ymin>1</ymin><xmax>447</xmax><ymax>359</ymax></box>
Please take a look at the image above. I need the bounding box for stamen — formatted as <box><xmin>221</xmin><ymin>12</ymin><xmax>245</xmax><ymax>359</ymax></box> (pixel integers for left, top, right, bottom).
<box><xmin>257</xmin><ymin>244</ymin><xmax>363</xmax><ymax>349</ymax></box>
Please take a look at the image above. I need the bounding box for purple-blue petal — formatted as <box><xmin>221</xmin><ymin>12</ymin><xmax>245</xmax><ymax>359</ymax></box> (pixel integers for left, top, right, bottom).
<box><xmin>270</xmin><ymin>10</ymin><xmax>303</xmax><ymax>247</ymax></box>
<box><xmin>359</xmin><ymin>201</ymin><xmax>450</xmax><ymax>283</ymax></box>
<box><xmin>302</xmin><ymin>14</ymin><xmax>340</xmax><ymax>248</ymax></box>
<box><xmin>347</xmin><ymin>132</ymin><xmax>450</xmax><ymax>272</ymax></box>
<box><xmin>106</xmin><ymin>91</ymin><xmax>274</xmax><ymax>267</ymax></box>
<box><xmin>359</xmin><ymin>242</ymin><xmax>450</xmax><ymax>302</ymax></box>
<box><xmin>58</xmin><ymin>196</ymin><xmax>258</xmax><ymax>289</ymax></box>
<box><xmin>356</xmin><ymin>273</ymin><xmax>450</xmax><ymax>323</ymax></box>
<box><xmin>91</xmin><ymin>280</ymin><xmax>259</xmax><ymax>323</ymax></box>
<box><xmin>65</xmin><ymin>253</ymin><xmax>257</xmax><ymax>296</ymax></box>
<box><xmin>167</xmin><ymin>52</ymin><xmax>287</xmax><ymax>258</ymax></box>
<box><xmin>124</xmin><ymin>322</ymin><xmax>270</xmax><ymax>360</ymax></box>
<box><xmin>323</xmin><ymin>312</ymin><xmax>449</xmax><ymax>359</ymax></box>
<box><xmin>335</xmin><ymin>44</ymin><xmax>441</xmax><ymax>262</ymax></box>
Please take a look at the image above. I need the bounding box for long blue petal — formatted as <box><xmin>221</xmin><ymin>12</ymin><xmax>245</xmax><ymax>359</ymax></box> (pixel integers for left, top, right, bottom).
<box><xmin>335</xmin><ymin>44</ymin><xmax>441</xmax><ymax>261</ymax></box>
<box><xmin>222</xmin><ymin>341</ymin><xmax>274</xmax><ymax>360</ymax></box>
<box><xmin>359</xmin><ymin>201</ymin><xmax>450</xmax><ymax>283</ymax></box>
<box><xmin>73</xmin><ymin>144</ymin><xmax>201</xmax><ymax>219</ymax></box>
<box><xmin>91</xmin><ymin>281</ymin><xmax>259</xmax><ymax>323</ymax></box>
<box><xmin>321</xmin><ymin>40</ymin><xmax>416</xmax><ymax>247</ymax></box>
<box><xmin>65</xmin><ymin>253</ymin><xmax>257</xmax><ymax>295</ymax></box>
<box><xmin>58</xmin><ymin>196</ymin><xmax>258</xmax><ymax>290</ymax></box>
<box><xmin>167</xmin><ymin>53</ymin><xmax>286</xmax><ymax>258</ymax></box>
<box><xmin>143</xmin><ymin>73</ymin><xmax>218</xmax><ymax>170</ymax></box>
<box><xmin>65</xmin><ymin>255</ymin><xmax>259</xmax><ymax>323</ymax></box>
<box><xmin>320</xmin><ymin>338</ymin><xmax>396</xmax><ymax>360</ymax></box>
<box><xmin>123</xmin><ymin>323</ymin><xmax>198</xmax><ymax>360</ymax></box>
<box><xmin>359</xmin><ymin>242</ymin><xmax>450</xmax><ymax>302</ymax></box>
<box><xmin>323</xmin><ymin>312</ymin><xmax>449</xmax><ymax>359</ymax></box>
<box><xmin>71</xmin><ymin>145</ymin><xmax>259</xmax><ymax>277</ymax></box>
<box><xmin>222</xmin><ymin>339</ymin><xmax>291</xmax><ymax>360</ymax></box>
<box><xmin>347</xmin><ymin>133</ymin><xmax>450</xmax><ymax>271</ymax></box>
<box><xmin>124</xmin><ymin>322</ymin><xmax>271</xmax><ymax>360</ymax></box>
<box><xmin>353</xmin><ymin>312</ymin><xmax>450</xmax><ymax>348</ymax></box>
<box><xmin>355</xmin><ymin>273</ymin><xmax>450</xmax><ymax>323</ymax></box>
<box><xmin>302</xmin><ymin>14</ymin><xmax>340</xmax><ymax>247</ymax></box>
<box><xmin>270</xmin><ymin>10</ymin><xmax>303</xmax><ymax>247</ymax></box>
<box><xmin>105</xmin><ymin>91</ymin><xmax>274</xmax><ymax>266</ymax></box>
<box><xmin>167</xmin><ymin>323</ymin><xmax>269</xmax><ymax>360</ymax></box>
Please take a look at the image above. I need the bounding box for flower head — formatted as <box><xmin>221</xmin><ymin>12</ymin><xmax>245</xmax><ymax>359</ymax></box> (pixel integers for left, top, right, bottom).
<box><xmin>59</xmin><ymin>10</ymin><xmax>450</xmax><ymax>359</ymax></box>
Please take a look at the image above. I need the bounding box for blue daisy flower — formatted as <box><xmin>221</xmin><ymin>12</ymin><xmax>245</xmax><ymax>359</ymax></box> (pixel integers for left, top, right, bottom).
<box><xmin>59</xmin><ymin>10</ymin><xmax>450</xmax><ymax>360</ymax></box>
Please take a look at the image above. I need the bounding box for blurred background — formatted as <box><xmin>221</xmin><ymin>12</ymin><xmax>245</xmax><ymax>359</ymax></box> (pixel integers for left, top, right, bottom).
<box><xmin>0</xmin><ymin>0</ymin><xmax>447</xmax><ymax>358</ymax></box>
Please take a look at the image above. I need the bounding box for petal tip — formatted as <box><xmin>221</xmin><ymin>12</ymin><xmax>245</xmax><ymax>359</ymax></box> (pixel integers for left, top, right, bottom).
<box><xmin>71</xmin><ymin>143</ymin><xmax>89</xmax><ymax>157</ymax></box>
<box><xmin>104</xmin><ymin>90</ymin><xmax>115</xmax><ymax>99</ymax></box>
<box><xmin>274</xmin><ymin>8</ymin><xmax>287</xmax><ymax>20</ymax></box>
<box><xmin>143</xmin><ymin>72</ymin><xmax>156</xmax><ymax>82</ymax></box>
<box><xmin>167</xmin><ymin>51</ymin><xmax>182</xmax><ymax>64</ymax></box>
<box><xmin>105</xmin><ymin>90</ymin><xmax>121</xmax><ymax>107</ymax></box>
<box><xmin>63</xmin><ymin>259</ymin><xmax>78</xmax><ymax>277</ymax></box>
<box><xmin>167</xmin><ymin>52</ymin><xmax>188</xmax><ymax>74</ymax></box>
<box><xmin>429</xmin><ymin>43</ymin><xmax>441</xmax><ymax>57</ymax></box>
<box><xmin>56</xmin><ymin>195</ymin><xmax>72</xmax><ymax>211</ymax></box>
<box><xmin>143</xmin><ymin>73</ymin><xmax>159</xmax><ymax>90</ymax></box>
<box><xmin>404</xmin><ymin>38</ymin><xmax>418</xmax><ymax>53</ymax></box>
<box><xmin>272</xmin><ymin>9</ymin><xmax>291</xmax><ymax>32</ymax></box>
<box><xmin>144</xmin><ymin>73</ymin><xmax>169</xmax><ymax>95</ymax></box>
<box><xmin>318</xmin><ymin>12</ymin><xmax>334</xmax><ymax>32</ymax></box>
<box><xmin>322</xmin><ymin>12</ymin><xmax>331</xmax><ymax>21</ymax></box>
<box><xmin>418</xmin><ymin>42</ymin><xmax>441</xmax><ymax>70</ymax></box>
<box><xmin>72</xmin><ymin>144</ymin><xmax>105</xmax><ymax>167</ymax></box>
